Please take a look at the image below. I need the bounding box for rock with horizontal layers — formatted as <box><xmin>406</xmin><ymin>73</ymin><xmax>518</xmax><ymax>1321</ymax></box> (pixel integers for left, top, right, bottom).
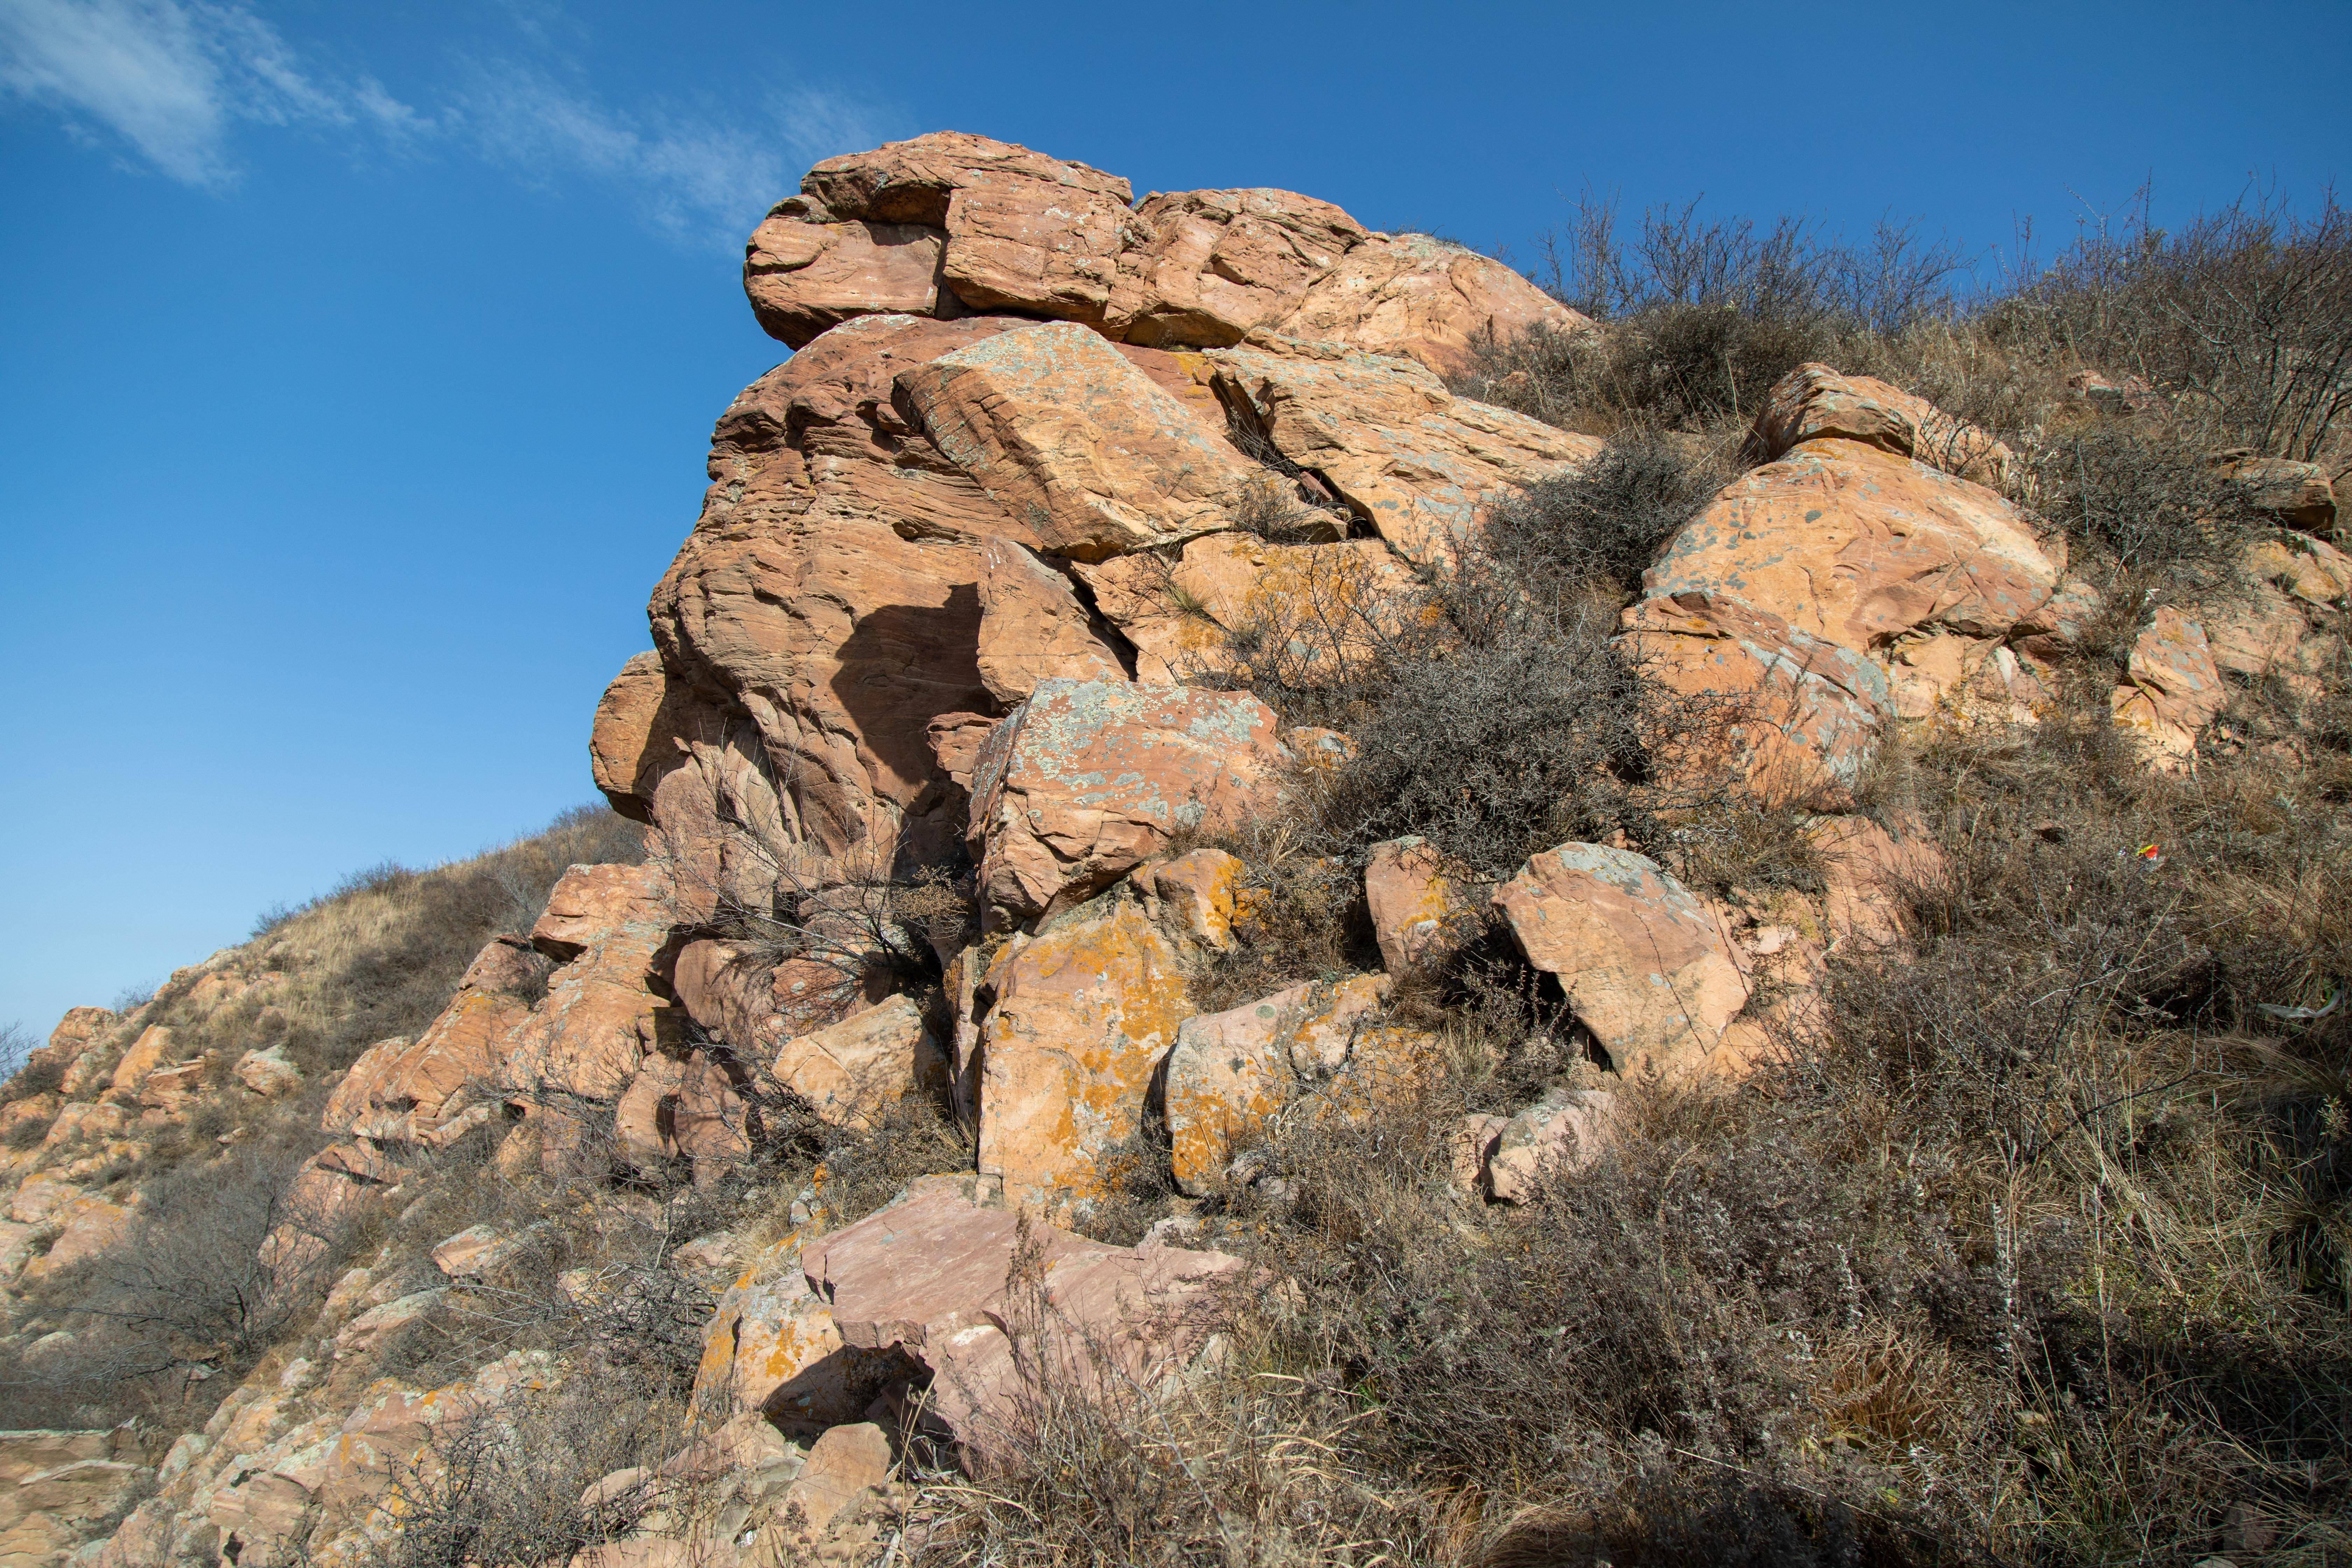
<box><xmin>1748</xmin><ymin>362</ymin><xmax>2012</xmax><ymax>485</ymax></box>
<box><xmin>897</xmin><ymin>321</ymin><xmax>1260</xmax><ymax>561</ymax></box>
<box><xmin>976</xmin><ymin>902</ymin><xmax>1192</xmax><ymax>1213</ymax></box>
<box><xmin>2111</xmin><ymin>607</ymin><xmax>2227</xmax><ymax>765</ymax></box>
<box><xmin>505</xmin><ymin>864</ymin><xmax>676</xmax><ymax>1103</ymax></box>
<box><xmin>1162</xmin><ymin>974</ymin><xmax>1393</xmax><ymax>1195</ymax></box>
<box><xmin>1483</xmin><ymin>1088</ymin><xmax>1618</xmax><ymax>1203</ymax></box>
<box><xmin>1271</xmin><ymin>231</ymin><xmax>1594</xmax><ymax>378</ymax></box>
<box><xmin>0</xmin><ymin>1428</ymin><xmax>156</xmax><ymax>1568</ymax></box>
<box><xmin>965</xmin><ymin>678</ymin><xmax>1292</xmax><ymax>922</ymax></box>
<box><xmin>646</xmin><ymin>317</ymin><xmax>1045</xmax><ymax>869</ymax></box>
<box><xmin>1109</xmin><ymin>187</ymin><xmax>1367</xmax><ymax>348</ymax></box>
<box><xmin>1494</xmin><ymin>843</ymin><xmax>1751</xmax><ymax>1082</ymax></box>
<box><xmin>1209</xmin><ymin>335</ymin><xmax>1599</xmax><ymax>565</ymax></box>
<box><xmin>770</xmin><ymin>993</ymin><xmax>940</xmax><ymax>1127</ymax></box>
<box><xmin>974</xmin><ymin>537</ymin><xmax>1129</xmax><ymax>703</ymax></box>
<box><xmin>744</xmin><ymin>209</ymin><xmax>951</xmax><ymax>349</ymax></box>
<box><xmin>1364</xmin><ymin>837</ymin><xmax>1472</xmax><ymax>975</ymax></box>
<box><xmin>800</xmin><ymin>1179</ymin><xmax>1242</xmax><ymax>1459</ymax></box>
<box><xmin>139</xmin><ymin>1059</ymin><xmax>207</xmax><ymax>1112</ymax></box>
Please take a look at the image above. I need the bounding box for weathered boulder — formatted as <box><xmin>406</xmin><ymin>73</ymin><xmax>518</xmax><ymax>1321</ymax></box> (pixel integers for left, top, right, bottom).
<box><xmin>2226</xmin><ymin>455</ymin><xmax>2337</xmax><ymax>533</ymax></box>
<box><xmin>1208</xmin><ymin>336</ymin><xmax>1598</xmax><ymax>564</ymax></box>
<box><xmin>1493</xmin><ymin>844</ymin><xmax>1750</xmax><ymax>1082</ymax></box>
<box><xmin>138</xmin><ymin>1059</ymin><xmax>207</xmax><ymax>1113</ymax></box>
<box><xmin>33</xmin><ymin>1007</ymin><xmax>115</xmax><ymax>1074</ymax></box>
<box><xmin>1483</xmin><ymin>1088</ymin><xmax>1618</xmax><ymax>1203</ymax></box>
<box><xmin>1364</xmin><ymin>837</ymin><xmax>1471</xmax><ymax>975</ymax></box>
<box><xmin>1134</xmin><ymin>849</ymin><xmax>1250</xmax><ymax>951</ymax></box>
<box><xmin>1161</xmin><ymin>974</ymin><xmax>1393</xmax><ymax>1195</ymax></box>
<box><xmin>106</xmin><ymin>1025</ymin><xmax>174</xmax><ymax>1098</ymax></box>
<box><xmin>2246</xmin><ymin>535</ymin><xmax>2350</xmax><ymax>606</ymax></box>
<box><xmin>2111</xmin><ymin>606</ymin><xmax>2227</xmax><ymax>764</ymax></box>
<box><xmin>21</xmin><ymin>1191</ymin><xmax>132</xmax><ymax>1282</ymax></box>
<box><xmin>1748</xmin><ymin>362</ymin><xmax>2011</xmax><ymax>485</ymax></box>
<box><xmin>966</xmin><ymin>678</ymin><xmax>1291</xmax><ymax>922</ymax></box>
<box><xmin>1625</xmin><ymin>430</ymin><xmax>2063</xmax><ymax>798</ymax></box>
<box><xmin>235</xmin><ymin>1044</ymin><xmax>303</xmax><ymax>1098</ymax></box>
<box><xmin>506</xmin><ymin>864</ymin><xmax>674</xmax><ymax>1102</ymax></box>
<box><xmin>1109</xmin><ymin>188</ymin><xmax>1367</xmax><ymax>348</ymax></box>
<box><xmin>974</xmin><ymin>537</ymin><xmax>1128</xmax><ymax>703</ymax></box>
<box><xmin>744</xmin><ymin>209</ymin><xmax>951</xmax><ymax>350</ymax></box>
<box><xmin>897</xmin><ymin>321</ymin><xmax>1260</xmax><ymax>561</ymax></box>
<box><xmin>1077</xmin><ymin>532</ymin><xmax>1418</xmax><ymax>684</ymax></box>
<box><xmin>688</xmin><ymin>1232</ymin><xmax>868</xmax><ymax>1430</ymax></box>
<box><xmin>1270</xmin><ymin>231</ymin><xmax>1593</xmax><ymax>377</ymax></box>
<box><xmin>323</xmin><ymin>933</ymin><xmax>549</xmax><ymax>1144</ymax></box>
<box><xmin>0</xmin><ymin>1428</ymin><xmax>156</xmax><ymax>1568</ymax></box>
<box><xmin>771</xmin><ymin>1422</ymin><xmax>893</xmax><ymax>1539</ymax></box>
<box><xmin>800</xmin><ymin>1180</ymin><xmax>1241</xmax><ymax>1456</ymax></box>
<box><xmin>976</xmin><ymin>902</ymin><xmax>1191</xmax><ymax>1212</ymax></box>
<box><xmin>770</xmin><ymin>993</ymin><xmax>939</xmax><ymax>1127</ymax></box>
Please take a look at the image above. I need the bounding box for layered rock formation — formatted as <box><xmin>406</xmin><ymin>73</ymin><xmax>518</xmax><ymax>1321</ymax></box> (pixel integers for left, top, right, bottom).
<box><xmin>11</xmin><ymin>128</ymin><xmax>2342</xmax><ymax>1568</ymax></box>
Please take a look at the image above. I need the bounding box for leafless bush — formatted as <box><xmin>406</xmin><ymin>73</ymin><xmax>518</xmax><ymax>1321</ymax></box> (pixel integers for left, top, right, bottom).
<box><xmin>354</xmin><ymin>1377</ymin><xmax>685</xmax><ymax>1568</ymax></box>
<box><xmin>1481</xmin><ymin>427</ymin><xmax>1730</xmax><ymax>598</ymax></box>
<box><xmin>1998</xmin><ymin>186</ymin><xmax>2352</xmax><ymax>460</ymax></box>
<box><xmin>2020</xmin><ymin>426</ymin><xmax>2265</xmax><ymax>608</ymax></box>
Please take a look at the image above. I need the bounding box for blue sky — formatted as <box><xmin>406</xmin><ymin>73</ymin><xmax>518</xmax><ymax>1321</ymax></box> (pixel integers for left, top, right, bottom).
<box><xmin>2</xmin><ymin>0</ymin><xmax>2346</xmax><ymax>1038</ymax></box>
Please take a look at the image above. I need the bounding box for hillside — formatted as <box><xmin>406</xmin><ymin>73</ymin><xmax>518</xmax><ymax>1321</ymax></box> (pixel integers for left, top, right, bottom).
<box><xmin>4</xmin><ymin>132</ymin><xmax>2348</xmax><ymax>1568</ymax></box>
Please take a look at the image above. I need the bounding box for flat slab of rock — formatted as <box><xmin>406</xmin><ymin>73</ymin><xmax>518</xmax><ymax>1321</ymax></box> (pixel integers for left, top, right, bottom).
<box><xmin>966</xmin><ymin>677</ymin><xmax>1290</xmax><ymax>922</ymax></box>
<box><xmin>801</xmin><ymin>1180</ymin><xmax>1241</xmax><ymax>1457</ymax></box>
<box><xmin>1494</xmin><ymin>843</ymin><xmax>1750</xmax><ymax>1082</ymax></box>
<box><xmin>1748</xmin><ymin>362</ymin><xmax>2011</xmax><ymax>485</ymax></box>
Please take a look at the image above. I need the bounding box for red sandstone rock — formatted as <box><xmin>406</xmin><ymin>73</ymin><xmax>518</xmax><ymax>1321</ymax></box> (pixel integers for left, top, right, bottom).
<box><xmin>1363</xmin><ymin>837</ymin><xmax>1472</xmax><ymax>975</ymax></box>
<box><xmin>744</xmin><ymin>211</ymin><xmax>951</xmax><ymax>349</ymax></box>
<box><xmin>1484</xmin><ymin>1088</ymin><xmax>1618</xmax><ymax>1203</ymax></box>
<box><xmin>1208</xmin><ymin>336</ymin><xmax>1597</xmax><ymax>565</ymax></box>
<box><xmin>976</xmin><ymin>902</ymin><xmax>1192</xmax><ymax>1212</ymax></box>
<box><xmin>974</xmin><ymin>537</ymin><xmax>1128</xmax><ymax>703</ymax></box>
<box><xmin>1109</xmin><ymin>188</ymin><xmax>1366</xmax><ymax>348</ymax></box>
<box><xmin>965</xmin><ymin>678</ymin><xmax>1291</xmax><ymax>922</ymax></box>
<box><xmin>2111</xmin><ymin>607</ymin><xmax>2228</xmax><ymax>765</ymax></box>
<box><xmin>800</xmin><ymin>1180</ymin><xmax>1241</xmax><ymax>1456</ymax></box>
<box><xmin>770</xmin><ymin>993</ymin><xmax>938</xmax><ymax>1127</ymax></box>
<box><xmin>1749</xmin><ymin>362</ymin><xmax>2012</xmax><ymax>485</ymax></box>
<box><xmin>1271</xmin><ymin>232</ymin><xmax>1593</xmax><ymax>377</ymax></box>
<box><xmin>1494</xmin><ymin>844</ymin><xmax>1751</xmax><ymax>1082</ymax></box>
<box><xmin>897</xmin><ymin>321</ymin><xmax>1259</xmax><ymax>561</ymax></box>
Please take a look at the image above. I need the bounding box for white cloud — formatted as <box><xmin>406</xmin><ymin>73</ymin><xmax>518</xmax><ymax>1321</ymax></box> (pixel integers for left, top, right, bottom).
<box><xmin>452</xmin><ymin>67</ymin><xmax>892</xmax><ymax>246</ymax></box>
<box><xmin>0</xmin><ymin>0</ymin><xmax>894</xmax><ymax>246</ymax></box>
<box><xmin>0</xmin><ymin>0</ymin><xmax>419</xmax><ymax>187</ymax></box>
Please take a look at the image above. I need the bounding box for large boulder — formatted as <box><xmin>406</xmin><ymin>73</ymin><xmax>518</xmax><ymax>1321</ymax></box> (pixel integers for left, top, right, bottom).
<box><xmin>800</xmin><ymin>1180</ymin><xmax>1241</xmax><ymax>1458</ymax></box>
<box><xmin>744</xmin><ymin>210</ymin><xmax>952</xmax><ymax>350</ymax></box>
<box><xmin>1747</xmin><ymin>362</ymin><xmax>2011</xmax><ymax>485</ymax></box>
<box><xmin>1624</xmin><ymin>422</ymin><xmax>2064</xmax><ymax>799</ymax></box>
<box><xmin>974</xmin><ymin>538</ymin><xmax>1128</xmax><ymax>704</ymax></box>
<box><xmin>965</xmin><ymin>678</ymin><xmax>1292</xmax><ymax>922</ymax></box>
<box><xmin>1161</xmin><ymin>974</ymin><xmax>1394</xmax><ymax>1195</ymax></box>
<box><xmin>1108</xmin><ymin>188</ymin><xmax>1367</xmax><ymax>348</ymax></box>
<box><xmin>769</xmin><ymin>993</ymin><xmax>941</xmax><ymax>1127</ymax></box>
<box><xmin>1493</xmin><ymin>843</ymin><xmax>1751</xmax><ymax>1082</ymax></box>
<box><xmin>974</xmin><ymin>902</ymin><xmax>1192</xmax><ymax>1213</ymax></box>
<box><xmin>1207</xmin><ymin>336</ymin><xmax>1598</xmax><ymax>565</ymax></box>
<box><xmin>896</xmin><ymin>321</ymin><xmax>1260</xmax><ymax>561</ymax></box>
<box><xmin>505</xmin><ymin>864</ymin><xmax>675</xmax><ymax>1102</ymax></box>
<box><xmin>1269</xmin><ymin>231</ymin><xmax>1594</xmax><ymax>378</ymax></box>
<box><xmin>2111</xmin><ymin>606</ymin><xmax>2228</xmax><ymax>765</ymax></box>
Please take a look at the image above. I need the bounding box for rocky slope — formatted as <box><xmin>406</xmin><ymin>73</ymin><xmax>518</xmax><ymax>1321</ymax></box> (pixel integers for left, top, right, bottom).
<box><xmin>5</xmin><ymin>132</ymin><xmax>2347</xmax><ymax>1568</ymax></box>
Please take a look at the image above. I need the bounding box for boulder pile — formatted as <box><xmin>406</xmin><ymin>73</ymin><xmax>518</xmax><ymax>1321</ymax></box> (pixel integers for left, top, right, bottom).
<box><xmin>7</xmin><ymin>131</ymin><xmax>2347</xmax><ymax>1568</ymax></box>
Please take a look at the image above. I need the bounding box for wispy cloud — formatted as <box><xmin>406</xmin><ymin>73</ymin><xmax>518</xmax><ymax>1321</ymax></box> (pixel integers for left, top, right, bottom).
<box><xmin>451</xmin><ymin>66</ymin><xmax>885</xmax><ymax>244</ymax></box>
<box><xmin>0</xmin><ymin>0</ymin><xmax>418</xmax><ymax>188</ymax></box>
<box><xmin>0</xmin><ymin>0</ymin><xmax>895</xmax><ymax>245</ymax></box>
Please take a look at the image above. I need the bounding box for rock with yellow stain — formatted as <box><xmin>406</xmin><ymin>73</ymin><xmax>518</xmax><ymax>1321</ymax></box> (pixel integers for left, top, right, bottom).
<box><xmin>688</xmin><ymin>1231</ymin><xmax>866</xmax><ymax>1433</ymax></box>
<box><xmin>1162</xmin><ymin>974</ymin><xmax>1392</xmax><ymax>1195</ymax></box>
<box><xmin>1135</xmin><ymin>849</ymin><xmax>1248</xmax><ymax>951</ymax></box>
<box><xmin>1364</xmin><ymin>837</ymin><xmax>1472</xmax><ymax>976</ymax></box>
<box><xmin>976</xmin><ymin>901</ymin><xmax>1193</xmax><ymax>1213</ymax></box>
